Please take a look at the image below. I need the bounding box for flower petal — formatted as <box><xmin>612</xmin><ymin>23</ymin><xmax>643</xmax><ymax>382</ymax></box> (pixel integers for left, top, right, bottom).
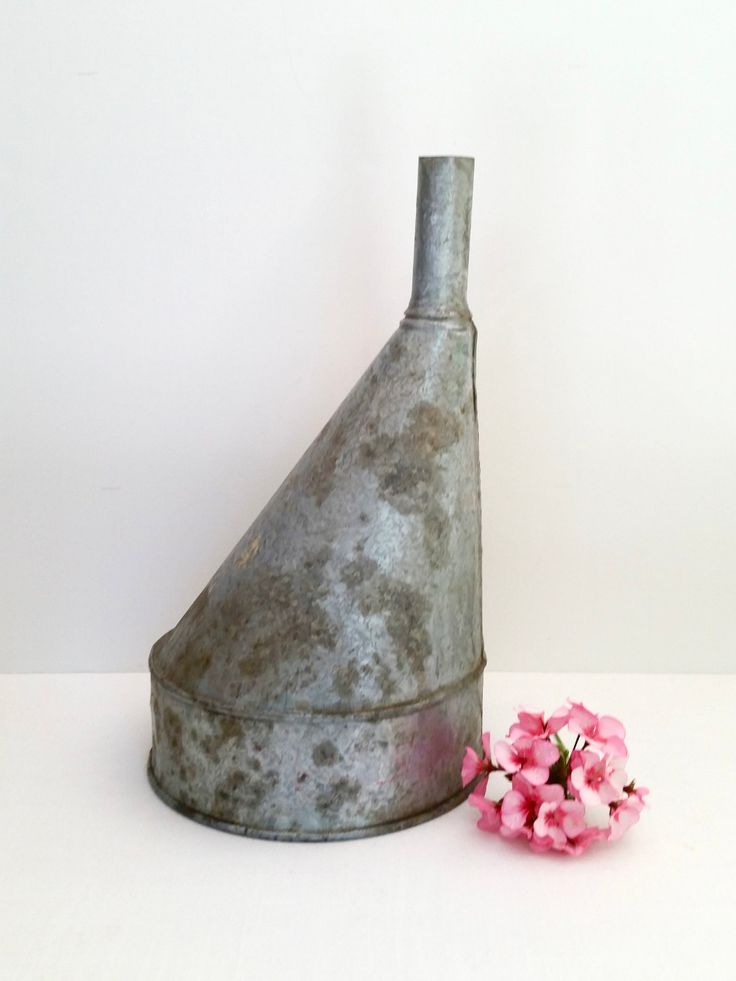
<box><xmin>536</xmin><ymin>782</ymin><xmax>565</xmax><ymax>804</ymax></box>
<box><xmin>602</xmin><ymin>735</ymin><xmax>629</xmax><ymax>759</ymax></box>
<box><xmin>569</xmin><ymin>765</ymin><xmax>586</xmax><ymax>792</ymax></box>
<box><xmin>494</xmin><ymin>740</ymin><xmax>519</xmax><ymax>773</ymax></box>
<box><xmin>517</xmin><ymin>710</ymin><xmax>545</xmax><ymax>737</ymax></box>
<box><xmin>501</xmin><ymin>823</ymin><xmax>531</xmax><ymax>840</ymax></box>
<box><xmin>568</xmin><ymin>701</ymin><xmax>598</xmax><ymax>737</ymax></box>
<box><xmin>530</xmin><ymin>738</ymin><xmax>560</xmax><ymax>767</ymax></box>
<box><xmin>578</xmin><ymin>784</ymin><xmax>603</xmax><ymax>807</ymax></box>
<box><xmin>608</xmin><ymin>802</ymin><xmax>640</xmax><ymax>840</ymax></box>
<box><xmin>559</xmin><ymin>801</ymin><xmax>586</xmax><ymax>838</ymax></box>
<box><xmin>597</xmin><ymin>715</ymin><xmax>626</xmax><ymax>740</ymax></box>
<box><xmin>546</xmin><ymin>705</ymin><xmax>570</xmax><ymax>733</ymax></box>
<box><xmin>564</xmin><ymin>826</ymin><xmax>606</xmax><ymax>854</ymax></box>
<box><xmin>519</xmin><ymin>764</ymin><xmax>549</xmax><ymax>786</ymax></box>
<box><xmin>477</xmin><ymin>812</ymin><xmax>501</xmax><ymax>833</ymax></box>
<box><xmin>530</xmin><ymin>832</ymin><xmax>554</xmax><ymax>852</ymax></box>
<box><xmin>500</xmin><ymin>790</ymin><xmax>528</xmax><ymax>829</ymax></box>
<box><xmin>473</xmin><ymin>775</ymin><xmax>489</xmax><ymax>798</ymax></box>
<box><xmin>469</xmin><ymin>793</ymin><xmax>501</xmax><ymax>832</ymax></box>
<box><xmin>532</xmin><ymin>813</ymin><xmax>550</xmax><ymax>839</ymax></box>
<box><xmin>598</xmin><ymin>779</ymin><xmax>624</xmax><ymax>807</ymax></box>
<box><xmin>461</xmin><ymin>747</ymin><xmax>482</xmax><ymax>786</ymax></box>
<box><xmin>630</xmin><ymin>786</ymin><xmax>650</xmax><ymax>808</ymax></box>
<box><xmin>510</xmin><ymin>773</ymin><xmax>536</xmax><ymax>799</ymax></box>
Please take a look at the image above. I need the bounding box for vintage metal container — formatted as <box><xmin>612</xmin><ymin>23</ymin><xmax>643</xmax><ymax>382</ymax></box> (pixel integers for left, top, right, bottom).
<box><xmin>148</xmin><ymin>156</ymin><xmax>484</xmax><ymax>839</ymax></box>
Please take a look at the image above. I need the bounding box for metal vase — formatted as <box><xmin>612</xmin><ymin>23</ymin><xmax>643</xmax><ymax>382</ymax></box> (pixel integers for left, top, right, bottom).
<box><xmin>148</xmin><ymin>156</ymin><xmax>484</xmax><ymax>840</ymax></box>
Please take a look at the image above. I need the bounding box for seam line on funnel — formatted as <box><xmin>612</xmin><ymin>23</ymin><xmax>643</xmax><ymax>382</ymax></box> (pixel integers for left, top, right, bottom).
<box><xmin>150</xmin><ymin>655</ymin><xmax>486</xmax><ymax>724</ymax></box>
<box><xmin>400</xmin><ymin>316</ymin><xmax>473</xmax><ymax>332</ymax></box>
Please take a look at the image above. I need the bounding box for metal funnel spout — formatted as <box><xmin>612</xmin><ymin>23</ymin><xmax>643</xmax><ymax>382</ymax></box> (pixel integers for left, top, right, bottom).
<box><xmin>148</xmin><ymin>156</ymin><xmax>484</xmax><ymax>840</ymax></box>
<box><xmin>407</xmin><ymin>156</ymin><xmax>474</xmax><ymax>322</ymax></box>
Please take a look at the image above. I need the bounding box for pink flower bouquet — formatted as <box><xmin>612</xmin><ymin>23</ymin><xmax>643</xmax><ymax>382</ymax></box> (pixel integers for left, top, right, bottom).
<box><xmin>462</xmin><ymin>701</ymin><xmax>648</xmax><ymax>855</ymax></box>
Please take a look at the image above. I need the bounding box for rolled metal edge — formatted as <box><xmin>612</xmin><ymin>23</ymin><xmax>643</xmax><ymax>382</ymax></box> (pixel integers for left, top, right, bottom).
<box><xmin>146</xmin><ymin>756</ymin><xmax>474</xmax><ymax>842</ymax></box>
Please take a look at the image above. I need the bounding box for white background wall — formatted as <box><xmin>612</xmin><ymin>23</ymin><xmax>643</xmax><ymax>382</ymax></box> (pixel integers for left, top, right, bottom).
<box><xmin>2</xmin><ymin>1</ymin><xmax>735</xmax><ymax>673</ymax></box>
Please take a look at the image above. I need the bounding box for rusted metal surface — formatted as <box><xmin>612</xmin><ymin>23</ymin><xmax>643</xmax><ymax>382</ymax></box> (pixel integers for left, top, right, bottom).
<box><xmin>148</xmin><ymin>156</ymin><xmax>484</xmax><ymax>840</ymax></box>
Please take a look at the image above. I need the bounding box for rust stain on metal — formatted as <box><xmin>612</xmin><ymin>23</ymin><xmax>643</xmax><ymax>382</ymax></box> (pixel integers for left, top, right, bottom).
<box><xmin>235</xmin><ymin>536</ymin><xmax>261</xmax><ymax>568</ymax></box>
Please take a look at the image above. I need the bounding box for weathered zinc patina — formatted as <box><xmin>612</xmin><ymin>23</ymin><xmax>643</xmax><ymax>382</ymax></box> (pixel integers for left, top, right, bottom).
<box><xmin>148</xmin><ymin>156</ymin><xmax>484</xmax><ymax>839</ymax></box>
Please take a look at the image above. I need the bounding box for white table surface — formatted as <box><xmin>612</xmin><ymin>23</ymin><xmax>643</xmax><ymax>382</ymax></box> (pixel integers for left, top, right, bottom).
<box><xmin>1</xmin><ymin>671</ymin><xmax>733</xmax><ymax>980</ymax></box>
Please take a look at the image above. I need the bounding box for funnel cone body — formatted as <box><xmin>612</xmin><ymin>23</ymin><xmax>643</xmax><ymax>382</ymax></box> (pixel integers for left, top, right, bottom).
<box><xmin>148</xmin><ymin>158</ymin><xmax>483</xmax><ymax>839</ymax></box>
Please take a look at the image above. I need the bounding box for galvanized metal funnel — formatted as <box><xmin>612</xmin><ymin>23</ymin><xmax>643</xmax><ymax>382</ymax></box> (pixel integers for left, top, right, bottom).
<box><xmin>148</xmin><ymin>156</ymin><xmax>484</xmax><ymax>839</ymax></box>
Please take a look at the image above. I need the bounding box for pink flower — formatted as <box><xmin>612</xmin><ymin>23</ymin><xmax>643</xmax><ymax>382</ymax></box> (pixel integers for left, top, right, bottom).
<box><xmin>508</xmin><ymin>706</ymin><xmax>569</xmax><ymax>742</ymax></box>
<box><xmin>495</xmin><ymin>735</ymin><xmax>560</xmax><ymax>786</ymax></box>
<box><xmin>563</xmin><ymin>825</ymin><xmax>608</xmax><ymax>855</ymax></box>
<box><xmin>569</xmin><ymin>749</ymin><xmax>627</xmax><ymax>806</ymax></box>
<box><xmin>568</xmin><ymin>701</ymin><xmax>628</xmax><ymax>758</ymax></box>
<box><xmin>608</xmin><ymin>785</ymin><xmax>649</xmax><ymax>841</ymax></box>
<box><xmin>500</xmin><ymin>788</ymin><xmax>533</xmax><ymax>839</ymax></box>
<box><xmin>532</xmin><ymin>799</ymin><xmax>587</xmax><ymax>851</ymax></box>
<box><xmin>461</xmin><ymin>732</ymin><xmax>493</xmax><ymax>788</ymax></box>
<box><xmin>464</xmin><ymin>703</ymin><xmax>646</xmax><ymax>855</ymax></box>
<box><xmin>500</xmin><ymin>774</ymin><xmax>564</xmax><ymax>839</ymax></box>
<box><xmin>629</xmin><ymin>785</ymin><xmax>649</xmax><ymax>807</ymax></box>
<box><xmin>468</xmin><ymin>792</ymin><xmax>502</xmax><ymax>833</ymax></box>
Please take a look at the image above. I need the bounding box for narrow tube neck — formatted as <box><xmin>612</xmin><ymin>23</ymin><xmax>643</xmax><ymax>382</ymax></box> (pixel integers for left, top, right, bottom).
<box><xmin>405</xmin><ymin>156</ymin><xmax>474</xmax><ymax>322</ymax></box>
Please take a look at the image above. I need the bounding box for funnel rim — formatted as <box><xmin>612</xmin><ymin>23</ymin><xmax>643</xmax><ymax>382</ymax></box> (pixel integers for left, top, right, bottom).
<box><xmin>147</xmin><ymin>753</ymin><xmax>474</xmax><ymax>841</ymax></box>
<box><xmin>418</xmin><ymin>155</ymin><xmax>475</xmax><ymax>164</ymax></box>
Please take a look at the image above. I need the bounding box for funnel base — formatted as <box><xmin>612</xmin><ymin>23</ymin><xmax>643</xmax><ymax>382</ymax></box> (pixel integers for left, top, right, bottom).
<box><xmin>147</xmin><ymin>753</ymin><xmax>472</xmax><ymax>842</ymax></box>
